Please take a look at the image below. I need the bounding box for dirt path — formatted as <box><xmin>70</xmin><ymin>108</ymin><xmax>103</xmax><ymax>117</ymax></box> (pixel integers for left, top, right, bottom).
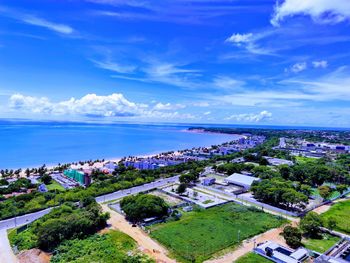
<box><xmin>205</xmin><ymin>221</ymin><xmax>298</xmax><ymax>263</ymax></box>
<box><xmin>102</xmin><ymin>205</ymin><xmax>176</xmax><ymax>263</ymax></box>
<box><xmin>0</xmin><ymin>229</ymin><xmax>18</xmax><ymax>263</ymax></box>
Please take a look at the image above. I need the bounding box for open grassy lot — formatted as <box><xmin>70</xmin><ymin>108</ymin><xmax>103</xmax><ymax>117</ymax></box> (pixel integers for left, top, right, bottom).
<box><xmin>51</xmin><ymin>230</ymin><xmax>154</xmax><ymax>263</ymax></box>
<box><xmin>45</xmin><ymin>180</ymin><xmax>65</xmax><ymax>191</ymax></box>
<box><xmin>235</xmin><ymin>252</ymin><xmax>271</xmax><ymax>263</ymax></box>
<box><xmin>149</xmin><ymin>203</ymin><xmax>286</xmax><ymax>263</ymax></box>
<box><xmin>295</xmin><ymin>156</ymin><xmax>319</xmax><ymax>164</ymax></box>
<box><xmin>303</xmin><ymin>233</ymin><xmax>340</xmax><ymax>253</ymax></box>
<box><xmin>321</xmin><ymin>200</ymin><xmax>350</xmax><ymax>234</ymax></box>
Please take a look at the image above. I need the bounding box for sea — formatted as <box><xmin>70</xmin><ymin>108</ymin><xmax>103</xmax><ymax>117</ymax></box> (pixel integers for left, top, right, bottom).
<box><xmin>0</xmin><ymin>120</ymin><xmax>239</xmax><ymax>170</ymax></box>
<box><xmin>1</xmin><ymin>120</ymin><xmax>348</xmax><ymax>170</ymax></box>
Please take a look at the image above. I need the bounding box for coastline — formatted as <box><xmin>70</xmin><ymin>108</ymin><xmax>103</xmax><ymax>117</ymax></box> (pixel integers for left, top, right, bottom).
<box><xmin>4</xmin><ymin>131</ymin><xmax>242</xmax><ymax>173</ymax></box>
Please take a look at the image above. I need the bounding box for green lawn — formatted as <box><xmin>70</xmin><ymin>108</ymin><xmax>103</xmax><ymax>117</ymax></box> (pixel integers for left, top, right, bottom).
<box><xmin>45</xmin><ymin>180</ymin><xmax>65</xmax><ymax>191</ymax></box>
<box><xmin>295</xmin><ymin>156</ymin><xmax>319</xmax><ymax>164</ymax></box>
<box><xmin>50</xmin><ymin>230</ymin><xmax>154</xmax><ymax>263</ymax></box>
<box><xmin>321</xmin><ymin>200</ymin><xmax>350</xmax><ymax>234</ymax></box>
<box><xmin>235</xmin><ymin>252</ymin><xmax>271</xmax><ymax>263</ymax></box>
<box><xmin>303</xmin><ymin>233</ymin><xmax>340</xmax><ymax>253</ymax></box>
<box><xmin>149</xmin><ymin>203</ymin><xmax>286</xmax><ymax>263</ymax></box>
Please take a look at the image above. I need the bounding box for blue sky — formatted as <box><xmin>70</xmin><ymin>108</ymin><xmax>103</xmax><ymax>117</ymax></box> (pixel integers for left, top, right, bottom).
<box><xmin>0</xmin><ymin>0</ymin><xmax>350</xmax><ymax>127</ymax></box>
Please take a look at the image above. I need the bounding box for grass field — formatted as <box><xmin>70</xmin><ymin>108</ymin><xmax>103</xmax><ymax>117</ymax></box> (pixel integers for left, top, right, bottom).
<box><xmin>45</xmin><ymin>180</ymin><xmax>65</xmax><ymax>191</ymax></box>
<box><xmin>321</xmin><ymin>200</ymin><xmax>350</xmax><ymax>234</ymax></box>
<box><xmin>235</xmin><ymin>252</ymin><xmax>271</xmax><ymax>263</ymax></box>
<box><xmin>149</xmin><ymin>203</ymin><xmax>286</xmax><ymax>263</ymax></box>
<box><xmin>295</xmin><ymin>156</ymin><xmax>319</xmax><ymax>164</ymax></box>
<box><xmin>303</xmin><ymin>233</ymin><xmax>340</xmax><ymax>253</ymax></box>
<box><xmin>50</xmin><ymin>230</ymin><xmax>153</xmax><ymax>263</ymax></box>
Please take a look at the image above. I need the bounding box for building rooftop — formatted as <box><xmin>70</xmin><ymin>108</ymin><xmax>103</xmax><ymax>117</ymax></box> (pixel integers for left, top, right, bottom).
<box><xmin>224</xmin><ymin>173</ymin><xmax>260</xmax><ymax>187</ymax></box>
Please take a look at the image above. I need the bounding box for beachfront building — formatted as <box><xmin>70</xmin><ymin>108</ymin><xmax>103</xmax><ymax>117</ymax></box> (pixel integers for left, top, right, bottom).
<box><xmin>224</xmin><ymin>173</ymin><xmax>260</xmax><ymax>190</ymax></box>
<box><xmin>255</xmin><ymin>241</ymin><xmax>309</xmax><ymax>263</ymax></box>
<box><xmin>63</xmin><ymin>169</ymin><xmax>91</xmax><ymax>186</ymax></box>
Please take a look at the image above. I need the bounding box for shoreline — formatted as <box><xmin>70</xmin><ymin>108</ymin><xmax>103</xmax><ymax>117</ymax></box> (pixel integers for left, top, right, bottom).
<box><xmin>2</xmin><ymin>131</ymin><xmax>243</xmax><ymax>174</ymax></box>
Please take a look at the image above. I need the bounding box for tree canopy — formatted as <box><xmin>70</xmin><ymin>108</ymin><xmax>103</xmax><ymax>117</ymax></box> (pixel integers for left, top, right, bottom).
<box><xmin>120</xmin><ymin>194</ymin><xmax>169</xmax><ymax>223</ymax></box>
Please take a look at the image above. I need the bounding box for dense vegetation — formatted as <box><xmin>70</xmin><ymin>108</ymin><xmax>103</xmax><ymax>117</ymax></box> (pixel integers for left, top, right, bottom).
<box><xmin>120</xmin><ymin>194</ymin><xmax>169</xmax><ymax>223</ymax></box>
<box><xmin>9</xmin><ymin>197</ymin><xmax>109</xmax><ymax>251</ymax></box>
<box><xmin>149</xmin><ymin>203</ymin><xmax>286</xmax><ymax>263</ymax></box>
<box><xmin>51</xmin><ymin>230</ymin><xmax>153</xmax><ymax>263</ymax></box>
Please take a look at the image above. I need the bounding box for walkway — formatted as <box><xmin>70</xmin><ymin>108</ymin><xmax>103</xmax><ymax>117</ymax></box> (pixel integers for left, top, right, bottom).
<box><xmin>102</xmin><ymin>205</ymin><xmax>176</xmax><ymax>263</ymax></box>
<box><xmin>0</xmin><ymin>229</ymin><xmax>17</xmax><ymax>263</ymax></box>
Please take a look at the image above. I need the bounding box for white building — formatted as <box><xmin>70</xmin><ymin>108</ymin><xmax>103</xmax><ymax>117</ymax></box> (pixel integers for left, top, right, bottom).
<box><xmin>224</xmin><ymin>173</ymin><xmax>260</xmax><ymax>190</ymax></box>
<box><xmin>255</xmin><ymin>241</ymin><xmax>308</xmax><ymax>263</ymax></box>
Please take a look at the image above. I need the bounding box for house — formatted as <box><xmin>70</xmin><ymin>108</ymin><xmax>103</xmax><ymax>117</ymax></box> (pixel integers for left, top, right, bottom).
<box><xmin>224</xmin><ymin>173</ymin><xmax>260</xmax><ymax>190</ymax></box>
<box><xmin>255</xmin><ymin>241</ymin><xmax>308</xmax><ymax>263</ymax></box>
<box><xmin>202</xmin><ymin>177</ymin><xmax>216</xmax><ymax>186</ymax></box>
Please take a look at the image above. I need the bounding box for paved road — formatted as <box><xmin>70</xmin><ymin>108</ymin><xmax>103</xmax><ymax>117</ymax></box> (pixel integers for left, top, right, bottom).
<box><xmin>0</xmin><ymin>176</ymin><xmax>179</xmax><ymax>230</ymax></box>
<box><xmin>0</xmin><ymin>229</ymin><xmax>18</xmax><ymax>263</ymax></box>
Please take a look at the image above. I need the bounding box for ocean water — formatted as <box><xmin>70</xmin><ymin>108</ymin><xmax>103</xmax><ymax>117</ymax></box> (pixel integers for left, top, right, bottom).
<box><xmin>0</xmin><ymin>121</ymin><xmax>238</xmax><ymax>169</ymax></box>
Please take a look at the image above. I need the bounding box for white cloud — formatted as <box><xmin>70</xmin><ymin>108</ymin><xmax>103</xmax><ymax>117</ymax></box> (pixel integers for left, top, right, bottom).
<box><xmin>8</xmin><ymin>93</ymin><xmax>197</xmax><ymax>121</ymax></box>
<box><xmin>203</xmin><ymin>111</ymin><xmax>211</xmax><ymax>115</ymax></box>
<box><xmin>312</xmin><ymin>60</ymin><xmax>328</xmax><ymax>68</ymax></box>
<box><xmin>9</xmin><ymin>93</ymin><xmax>144</xmax><ymax>117</ymax></box>
<box><xmin>290</xmin><ymin>62</ymin><xmax>307</xmax><ymax>73</ymax></box>
<box><xmin>213</xmin><ymin>76</ymin><xmax>245</xmax><ymax>90</ymax></box>
<box><xmin>226</xmin><ymin>111</ymin><xmax>272</xmax><ymax>122</ymax></box>
<box><xmin>0</xmin><ymin>7</ymin><xmax>74</xmax><ymax>35</ymax></box>
<box><xmin>153</xmin><ymin>102</ymin><xmax>185</xmax><ymax>111</ymax></box>
<box><xmin>225</xmin><ymin>31</ymin><xmax>277</xmax><ymax>56</ymax></box>
<box><xmin>92</xmin><ymin>59</ymin><xmax>136</xmax><ymax>74</ymax></box>
<box><xmin>192</xmin><ymin>101</ymin><xmax>210</xmax><ymax>107</ymax></box>
<box><xmin>271</xmin><ymin>0</ymin><xmax>350</xmax><ymax>26</ymax></box>
<box><xmin>225</xmin><ymin>33</ymin><xmax>253</xmax><ymax>45</ymax></box>
<box><xmin>21</xmin><ymin>16</ymin><xmax>74</xmax><ymax>34</ymax></box>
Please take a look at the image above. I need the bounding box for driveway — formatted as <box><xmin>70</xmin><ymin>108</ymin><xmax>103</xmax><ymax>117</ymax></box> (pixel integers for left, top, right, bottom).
<box><xmin>102</xmin><ymin>205</ymin><xmax>176</xmax><ymax>263</ymax></box>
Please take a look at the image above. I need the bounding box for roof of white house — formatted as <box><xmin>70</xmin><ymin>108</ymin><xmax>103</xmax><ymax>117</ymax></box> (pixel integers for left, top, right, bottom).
<box><xmin>224</xmin><ymin>173</ymin><xmax>260</xmax><ymax>186</ymax></box>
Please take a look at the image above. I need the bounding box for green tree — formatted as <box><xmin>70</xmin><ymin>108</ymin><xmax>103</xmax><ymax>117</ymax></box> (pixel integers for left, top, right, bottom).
<box><xmin>282</xmin><ymin>226</ymin><xmax>302</xmax><ymax>249</ymax></box>
<box><xmin>41</xmin><ymin>174</ymin><xmax>52</xmax><ymax>185</ymax></box>
<box><xmin>318</xmin><ymin>185</ymin><xmax>332</xmax><ymax>200</ymax></box>
<box><xmin>176</xmin><ymin>183</ymin><xmax>187</xmax><ymax>194</ymax></box>
<box><xmin>336</xmin><ymin>184</ymin><xmax>348</xmax><ymax>196</ymax></box>
<box><xmin>120</xmin><ymin>194</ymin><xmax>169</xmax><ymax>223</ymax></box>
<box><xmin>300</xmin><ymin>212</ymin><xmax>323</xmax><ymax>238</ymax></box>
